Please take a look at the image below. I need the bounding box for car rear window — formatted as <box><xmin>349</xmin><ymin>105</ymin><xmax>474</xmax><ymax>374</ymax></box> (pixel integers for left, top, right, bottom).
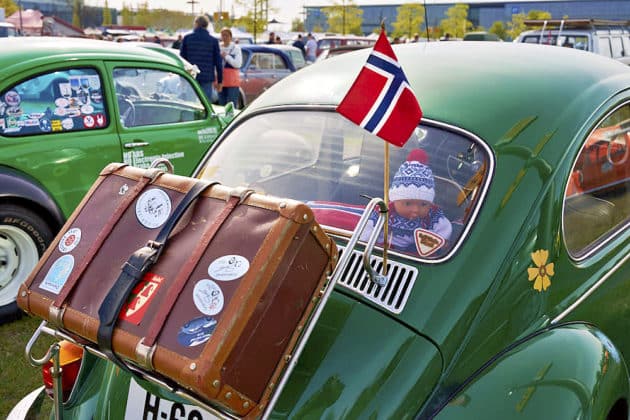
<box><xmin>0</xmin><ymin>68</ymin><xmax>107</xmax><ymax>136</ymax></box>
<box><xmin>199</xmin><ymin>110</ymin><xmax>493</xmax><ymax>261</ymax></box>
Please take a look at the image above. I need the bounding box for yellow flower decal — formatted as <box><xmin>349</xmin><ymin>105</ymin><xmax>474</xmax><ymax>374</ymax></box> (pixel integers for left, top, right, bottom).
<box><xmin>527</xmin><ymin>249</ymin><xmax>554</xmax><ymax>292</ymax></box>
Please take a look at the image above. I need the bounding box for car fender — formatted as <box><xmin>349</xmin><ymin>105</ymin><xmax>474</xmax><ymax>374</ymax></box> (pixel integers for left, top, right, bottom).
<box><xmin>0</xmin><ymin>166</ymin><xmax>65</xmax><ymax>230</ymax></box>
<box><xmin>431</xmin><ymin>323</ymin><xmax>629</xmax><ymax>419</ymax></box>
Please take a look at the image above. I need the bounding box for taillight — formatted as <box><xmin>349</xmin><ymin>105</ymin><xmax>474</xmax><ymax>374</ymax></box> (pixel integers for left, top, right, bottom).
<box><xmin>41</xmin><ymin>340</ymin><xmax>84</xmax><ymax>401</ymax></box>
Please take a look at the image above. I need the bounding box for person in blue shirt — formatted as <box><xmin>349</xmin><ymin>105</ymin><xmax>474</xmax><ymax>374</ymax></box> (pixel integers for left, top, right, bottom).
<box><xmin>180</xmin><ymin>15</ymin><xmax>222</xmax><ymax>103</ymax></box>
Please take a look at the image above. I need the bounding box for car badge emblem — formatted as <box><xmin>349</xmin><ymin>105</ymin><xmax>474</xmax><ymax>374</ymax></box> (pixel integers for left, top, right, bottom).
<box><xmin>119</xmin><ymin>184</ymin><xmax>129</xmax><ymax>195</ymax></box>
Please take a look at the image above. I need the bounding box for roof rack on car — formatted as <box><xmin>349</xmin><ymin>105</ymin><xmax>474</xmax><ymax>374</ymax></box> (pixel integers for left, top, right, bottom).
<box><xmin>524</xmin><ymin>19</ymin><xmax>630</xmax><ymax>30</ymax></box>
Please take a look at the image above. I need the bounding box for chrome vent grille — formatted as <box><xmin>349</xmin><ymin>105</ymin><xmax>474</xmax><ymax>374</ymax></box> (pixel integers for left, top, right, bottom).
<box><xmin>335</xmin><ymin>247</ymin><xmax>417</xmax><ymax>314</ymax></box>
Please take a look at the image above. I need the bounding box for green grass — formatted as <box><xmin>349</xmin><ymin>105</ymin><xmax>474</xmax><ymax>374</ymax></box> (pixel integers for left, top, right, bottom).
<box><xmin>0</xmin><ymin>315</ymin><xmax>54</xmax><ymax>419</ymax></box>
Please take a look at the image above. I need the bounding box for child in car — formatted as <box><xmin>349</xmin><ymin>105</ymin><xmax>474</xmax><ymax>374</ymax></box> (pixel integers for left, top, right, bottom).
<box><xmin>362</xmin><ymin>149</ymin><xmax>452</xmax><ymax>256</ymax></box>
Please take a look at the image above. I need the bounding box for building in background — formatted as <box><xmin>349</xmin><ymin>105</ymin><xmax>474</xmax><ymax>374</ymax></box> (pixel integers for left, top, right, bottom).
<box><xmin>305</xmin><ymin>0</ymin><xmax>630</xmax><ymax>35</ymax></box>
<box><xmin>15</xmin><ymin>0</ymin><xmax>116</xmax><ymax>30</ymax></box>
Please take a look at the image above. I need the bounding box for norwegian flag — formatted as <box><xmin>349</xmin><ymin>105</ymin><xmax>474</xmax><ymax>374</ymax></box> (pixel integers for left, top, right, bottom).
<box><xmin>336</xmin><ymin>30</ymin><xmax>422</xmax><ymax>147</ymax></box>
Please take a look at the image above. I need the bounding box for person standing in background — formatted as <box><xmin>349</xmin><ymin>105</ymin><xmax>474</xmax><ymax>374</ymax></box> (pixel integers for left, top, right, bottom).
<box><xmin>171</xmin><ymin>34</ymin><xmax>183</xmax><ymax>49</ymax></box>
<box><xmin>292</xmin><ymin>34</ymin><xmax>306</xmax><ymax>58</ymax></box>
<box><xmin>180</xmin><ymin>15</ymin><xmax>222</xmax><ymax>103</ymax></box>
<box><xmin>219</xmin><ymin>27</ymin><xmax>243</xmax><ymax>109</ymax></box>
<box><xmin>305</xmin><ymin>33</ymin><xmax>317</xmax><ymax>63</ymax></box>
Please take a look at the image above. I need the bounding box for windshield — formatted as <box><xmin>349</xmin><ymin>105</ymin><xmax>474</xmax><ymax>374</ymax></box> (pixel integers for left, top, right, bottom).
<box><xmin>199</xmin><ymin>110</ymin><xmax>491</xmax><ymax>261</ymax></box>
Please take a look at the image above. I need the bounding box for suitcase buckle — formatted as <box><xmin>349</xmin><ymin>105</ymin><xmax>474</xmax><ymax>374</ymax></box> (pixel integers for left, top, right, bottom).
<box><xmin>135</xmin><ymin>340</ymin><xmax>156</xmax><ymax>370</ymax></box>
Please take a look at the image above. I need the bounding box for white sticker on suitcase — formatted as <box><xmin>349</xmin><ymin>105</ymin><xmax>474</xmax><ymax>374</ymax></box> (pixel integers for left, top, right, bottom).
<box><xmin>193</xmin><ymin>279</ymin><xmax>224</xmax><ymax>316</ymax></box>
<box><xmin>58</xmin><ymin>228</ymin><xmax>81</xmax><ymax>253</ymax></box>
<box><xmin>207</xmin><ymin>255</ymin><xmax>250</xmax><ymax>281</ymax></box>
<box><xmin>135</xmin><ymin>188</ymin><xmax>172</xmax><ymax>229</ymax></box>
<box><xmin>39</xmin><ymin>254</ymin><xmax>74</xmax><ymax>294</ymax></box>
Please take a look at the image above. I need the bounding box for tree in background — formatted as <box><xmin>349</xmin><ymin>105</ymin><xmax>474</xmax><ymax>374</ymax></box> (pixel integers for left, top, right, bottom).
<box><xmin>291</xmin><ymin>17</ymin><xmax>305</xmax><ymax>32</ymax></box>
<box><xmin>234</xmin><ymin>0</ymin><xmax>273</xmax><ymax>41</ymax></box>
<box><xmin>0</xmin><ymin>0</ymin><xmax>18</xmax><ymax>17</ymax></box>
<box><xmin>440</xmin><ymin>3</ymin><xmax>472</xmax><ymax>38</ymax></box>
<box><xmin>72</xmin><ymin>0</ymin><xmax>82</xmax><ymax>28</ymax></box>
<box><xmin>323</xmin><ymin>0</ymin><xmax>363</xmax><ymax>35</ymax></box>
<box><xmin>507</xmin><ymin>9</ymin><xmax>551</xmax><ymax>40</ymax></box>
<box><xmin>489</xmin><ymin>20</ymin><xmax>507</xmax><ymax>40</ymax></box>
<box><xmin>102</xmin><ymin>0</ymin><xmax>112</xmax><ymax>26</ymax></box>
<box><xmin>121</xmin><ymin>2</ymin><xmax>133</xmax><ymax>26</ymax></box>
<box><xmin>136</xmin><ymin>1</ymin><xmax>150</xmax><ymax>28</ymax></box>
<box><xmin>392</xmin><ymin>3</ymin><xmax>425</xmax><ymax>39</ymax></box>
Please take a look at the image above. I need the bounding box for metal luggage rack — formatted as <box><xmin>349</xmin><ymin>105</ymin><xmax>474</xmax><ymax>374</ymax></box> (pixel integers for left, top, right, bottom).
<box><xmin>25</xmin><ymin>197</ymin><xmax>392</xmax><ymax>420</ymax></box>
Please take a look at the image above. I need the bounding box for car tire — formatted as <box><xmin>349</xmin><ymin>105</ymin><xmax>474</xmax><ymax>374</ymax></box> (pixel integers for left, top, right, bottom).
<box><xmin>0</xmin><ymin>204</ymin><xmax>53</xmax><ymax>325</ymax></box>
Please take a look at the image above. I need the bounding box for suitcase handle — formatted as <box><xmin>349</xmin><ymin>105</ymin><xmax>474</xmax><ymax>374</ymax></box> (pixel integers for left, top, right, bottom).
<box><xmin>96</xmin><ymin>180</ymin><xmax>214</xmax><ymax>363</ymax></box>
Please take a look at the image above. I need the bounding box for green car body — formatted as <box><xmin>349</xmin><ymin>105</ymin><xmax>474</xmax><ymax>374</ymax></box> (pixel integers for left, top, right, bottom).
<box><xmin>0</xmin><ymin>37</ymin><xmax>232</xmax><ymax>321</ymax></box>
<box><xmin>14</xmin><ymin>41</ymin><xmax>630</xmax><ymax>419</ymax></box>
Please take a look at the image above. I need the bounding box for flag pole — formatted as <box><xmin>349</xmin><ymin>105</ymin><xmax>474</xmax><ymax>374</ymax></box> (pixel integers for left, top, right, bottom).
<box><xmin>381</xmin><ymin>18</ymin><xmax>389</xmax><ymax>277</ymax></box>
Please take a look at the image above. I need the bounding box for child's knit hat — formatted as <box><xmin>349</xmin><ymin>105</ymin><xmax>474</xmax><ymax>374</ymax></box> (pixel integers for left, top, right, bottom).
<box><xmin>389</xmin><ymin>149</ymin><xmax>435</xmax><ymax>203</ymax></box>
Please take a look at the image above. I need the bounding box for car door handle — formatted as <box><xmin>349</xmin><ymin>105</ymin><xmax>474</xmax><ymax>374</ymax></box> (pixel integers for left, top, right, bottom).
<box><xmin>124</xmin><ymin>141</ymin><xmax>149</xmax><ymax>148</ymax></box>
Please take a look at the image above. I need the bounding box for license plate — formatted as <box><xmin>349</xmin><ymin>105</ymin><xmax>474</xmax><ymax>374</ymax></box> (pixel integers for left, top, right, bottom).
<box><xmin>125</xmin><ymin>377</ymin><xmax>221</xmax><ymax>420</ymax></box>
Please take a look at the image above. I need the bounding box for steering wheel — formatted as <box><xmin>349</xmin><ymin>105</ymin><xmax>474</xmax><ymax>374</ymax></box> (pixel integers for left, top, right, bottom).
<box><xmin>606</xmin><ymin>132</ymin><xmax>629</xmax><ymax>166</ymax></box>
<box><xmin>118</xmin><ymin>95</ymin><xmax>135</xmax><ymax>127</ymax></box>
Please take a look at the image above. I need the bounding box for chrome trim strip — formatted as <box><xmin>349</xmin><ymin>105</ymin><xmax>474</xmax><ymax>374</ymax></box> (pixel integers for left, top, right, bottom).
<box><xmin>552</xmin><ymin>250</ymin><xmax>630</xmax><ymax>323</ymax></box>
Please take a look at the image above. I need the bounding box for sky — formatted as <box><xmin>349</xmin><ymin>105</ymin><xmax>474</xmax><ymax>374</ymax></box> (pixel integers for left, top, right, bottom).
<box><xmin>87</xmin><ymin>0</ymin><xmax>527</xmax><ymax>27</ymax></box>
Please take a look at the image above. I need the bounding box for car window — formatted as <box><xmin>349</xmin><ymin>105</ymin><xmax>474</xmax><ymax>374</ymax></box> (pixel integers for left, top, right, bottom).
<box><xmin>611</xmin><ymin>36</ymin><xmax>624</xmax><ymax>57</ymax></box>
<box><xmin>0</xmin><ymin>68</ymin><xmax>107</xmax><ymax>136</ymax></box>
<box><xmin>272</xmin><ymin>53</ymin><xmax>288</xmax><ymax>70</ymax></box>
<box><xmin>113</xmin><ymin>67</ymin><xmax>206</xmax><ymax>128</ymax></box>
<box><xmin>199</xmin><ymin>111</ymin><xmax>492</xmax><ymax>261</ymax></box>
<box><xmin>598</xmin><ymin>37</ymin><xmax>613</xmax><ymax>58</ymax></box>
<box><xmin>564</xmin><ymin>103</ymin><xmax>630</xmax><ymax>258</ymax></box>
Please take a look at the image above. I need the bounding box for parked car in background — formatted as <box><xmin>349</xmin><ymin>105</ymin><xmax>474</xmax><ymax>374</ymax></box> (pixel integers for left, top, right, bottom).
<box><xmin>237</xmin><ymin>44</ymin><xmax>296</xmax><ymax>108</ymax></box>
<box><xmin>0</xmin><ymin>22</ymin><xmax>18</xmax><ymax>37</ymax></box>
<box><xmin>515</xmin><ymin>19</ymin><xmax>630</xmax><ymax>65</ymax></box>
<box><xmin>266</xmin><ymin>43</ymin><xmax>307</xmax><ymax>69</ymax></box>
<box><xmin>316</xmin><ymin>44</ymin><xmax>371</xmax><ymax>61</ymax></box>
<box><xmin>0</xmin><ymin>37</ymin><xmax>232</xmax><ymax>323</ymax></box>
<box><xmin>13</xmin><ymin>40</ymin><xmax>630</xmax><ymax>419</ymax></box>
<box><xmin>463</xmin><ymin>31</ymin><xmax>501</xmax><ymax>41</ymax></box>
<box><xmin>316</xmin><ymin>35</ymin><xmax>375</xmax><ymax>57</ymax></box>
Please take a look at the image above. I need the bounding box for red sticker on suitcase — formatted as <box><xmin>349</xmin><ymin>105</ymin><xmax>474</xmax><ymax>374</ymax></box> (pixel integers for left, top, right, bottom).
<box><xmin>119</xmin><ymin>273</ymin><xmax>164</xmax><ymax>324</ymax></box>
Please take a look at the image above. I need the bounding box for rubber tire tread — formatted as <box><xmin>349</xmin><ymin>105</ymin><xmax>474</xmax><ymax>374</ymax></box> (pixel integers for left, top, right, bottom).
<box><xmin>0</xmin><ymin>204</ymin><xmax>54</xmax><ymax>325</ymax></box>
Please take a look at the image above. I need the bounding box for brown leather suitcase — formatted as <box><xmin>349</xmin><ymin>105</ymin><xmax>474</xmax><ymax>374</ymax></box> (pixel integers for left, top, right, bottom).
<box><xmin>17</xmin><ymin>163</ymin><xmax>338</xmax><ymax>418</ymax></box>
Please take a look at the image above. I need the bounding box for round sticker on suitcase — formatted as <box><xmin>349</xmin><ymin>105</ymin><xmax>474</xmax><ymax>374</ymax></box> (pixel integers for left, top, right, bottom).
<box><xmin>135</xmin><ymin>189</ymin><xmax>172</xmax><ymax>229</ymax></box>
<box><xmin>208</xmin><ymin>255</ymin><xmax>249</xmax><ymax>281</ymax></box>
<box><xmin>58</xmin><ymin>228</ymin><xmax>81</xmax><ymax>253</ymax></box>
<box><xmin>193</xmin><ymin>279</ymin><xmax>224</xmax><ymax>315</ymax></box>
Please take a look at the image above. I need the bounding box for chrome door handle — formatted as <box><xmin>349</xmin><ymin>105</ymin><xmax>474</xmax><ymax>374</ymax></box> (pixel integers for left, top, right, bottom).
<box><xmin>124</xmin><ymin>142</ymin><xmax>149</xmax><ymax>148</ymax></box>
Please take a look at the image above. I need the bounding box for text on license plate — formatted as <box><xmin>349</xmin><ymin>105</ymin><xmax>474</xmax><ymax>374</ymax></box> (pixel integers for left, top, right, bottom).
<box><xmin>125</xmin><ymin>378</ymin><xmax>221</xmax><ymax>420</ymax></box>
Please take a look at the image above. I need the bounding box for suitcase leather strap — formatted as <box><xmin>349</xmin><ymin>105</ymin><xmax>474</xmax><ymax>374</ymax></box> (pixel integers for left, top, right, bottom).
<box><xmin>96</xmin><ymin>180</ymin><xmax>212</xmax><ymax>362</ymax></box>
<box><xmin>52</xmin><ymin>168</ymin><xmax>161</xmax><ymax>308</ymax></box>
<box><xmin>142</xmin><ymin>189</ymin><xmax>252</xmax><ymax>348</ymax></box>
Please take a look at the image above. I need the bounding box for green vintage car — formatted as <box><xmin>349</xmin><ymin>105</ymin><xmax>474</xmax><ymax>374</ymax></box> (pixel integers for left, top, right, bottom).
<box><xmin>0</xmin><ymin>37</ymin><xmax>233</xmax><ymax>322</ymax></box>
<box><xmin>13</xmin><ymin>40</ymin><xmax>630</xmax><ymax>418</ymax></box>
